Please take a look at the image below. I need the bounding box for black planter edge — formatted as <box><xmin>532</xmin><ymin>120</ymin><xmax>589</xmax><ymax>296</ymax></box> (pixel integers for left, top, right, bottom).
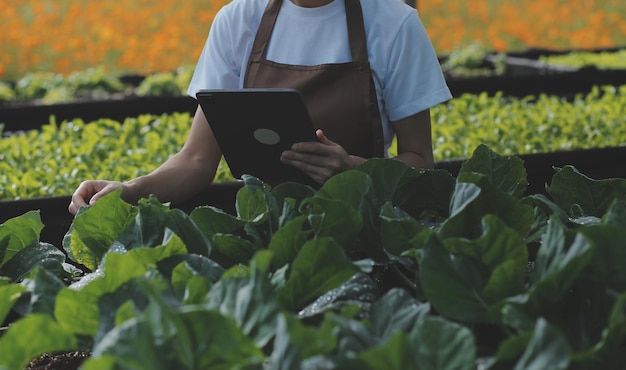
<box><xmin>2</xmin><ymin>146</ymin><xmax>625</xmax><ymax>248</ymax></box>
<box><xmin>1</xmin><ymin>95</ymin><xmax>198</xmax><ymax>132</ymax></box>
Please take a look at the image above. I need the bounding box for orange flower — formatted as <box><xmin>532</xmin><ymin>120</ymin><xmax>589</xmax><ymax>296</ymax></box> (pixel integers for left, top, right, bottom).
<box><xmin>1</xmin><ymin>0</ymin><xmax>625</xmax><ymax>79</ymax></box>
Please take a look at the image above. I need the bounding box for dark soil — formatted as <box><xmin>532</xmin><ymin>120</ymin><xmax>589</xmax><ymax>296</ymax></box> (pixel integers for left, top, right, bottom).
<box><xmin>26</xmin><ymin>351</ymin><xmax>90</xmax><ymax>370</ymax></box>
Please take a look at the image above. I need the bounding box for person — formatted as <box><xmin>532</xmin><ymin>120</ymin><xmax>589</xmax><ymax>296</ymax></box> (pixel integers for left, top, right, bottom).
<box><xmin>68</xmin><ymin>0</ymin><xmax>452</xmax><ymax>215</ymax></box>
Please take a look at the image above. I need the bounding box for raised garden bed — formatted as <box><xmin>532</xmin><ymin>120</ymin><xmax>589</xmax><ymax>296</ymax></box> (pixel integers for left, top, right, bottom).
<box><xmin>2</xmin><ymin>145</ymin><xmax>624</xmax><ymax>249</ymax></box>
<box><xmin>3</xmin><ymin>46</ymin><xmax>624</xmax><ymax>132</ymax></box>
<box><xmin>0</xmin><ymin>95</ymin><xmax>197</xmax><ymax>132</ymax></box>
<box><xmin>444</xmin><ymin>46</ymin><xmax>626</xmax><ymax>98</ymax></box>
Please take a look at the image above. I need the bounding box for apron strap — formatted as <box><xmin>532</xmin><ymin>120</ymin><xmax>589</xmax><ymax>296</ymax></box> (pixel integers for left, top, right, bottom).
<box><xmin>345</xmin><ymin>0</ymin><xmax>368</xmax><ymax>63</ymax></box>
<box><xmin>249</xmin><ymin>0</ymin><xmax>281</xmax><ymax>63</ymax></box>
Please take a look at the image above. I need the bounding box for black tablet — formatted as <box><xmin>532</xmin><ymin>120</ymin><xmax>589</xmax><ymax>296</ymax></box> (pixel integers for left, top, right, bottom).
<box><xmin>196</xmin><ymin>88</ymin><xmax>318</xmax><ymax>185</ymax></box>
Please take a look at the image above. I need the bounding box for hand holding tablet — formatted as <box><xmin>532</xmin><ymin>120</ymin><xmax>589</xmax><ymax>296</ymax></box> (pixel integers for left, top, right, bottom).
<box><xmin>196</xmin><ymin>88</ymin><xmax>318</xmax><ymax>185</ymax></box>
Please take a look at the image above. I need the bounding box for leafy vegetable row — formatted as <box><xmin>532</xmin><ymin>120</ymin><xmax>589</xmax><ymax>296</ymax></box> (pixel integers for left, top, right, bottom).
<box><xmin>1</xmin><ymin>85</ymin><xmax>625</xmax><ymax>201</ymax></box>
<box><xmin>539</xmin><ymin>49</ymin><xmax>626</xmax><ymax>70</ymax></box>
<box><xmin>0</xmin><ymin>145</ymin><xmax>625</xmax><ymax>369</ymax></box>
<box><xmin>3</xmin><ymin>46</ymin><xmax>623</xmax><ymax>104</ymax></box>
<box><xmin>0</xmin><ymin>66</ymin><xmax>195</xmax><ymax>105</ymax></box>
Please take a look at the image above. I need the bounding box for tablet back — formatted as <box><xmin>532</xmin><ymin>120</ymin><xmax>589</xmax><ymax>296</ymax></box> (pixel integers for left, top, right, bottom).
<box><xmin>196</xmin><ymin>89</ymin><xmax>318</xmax><ymax>185</ymax></box>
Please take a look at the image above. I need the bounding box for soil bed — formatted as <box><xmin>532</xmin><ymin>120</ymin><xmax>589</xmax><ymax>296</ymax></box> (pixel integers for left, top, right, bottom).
<box><xmin>26</xmin><ymin>351</ymin><xmax>91</xmax><ymax>370</ymax></box>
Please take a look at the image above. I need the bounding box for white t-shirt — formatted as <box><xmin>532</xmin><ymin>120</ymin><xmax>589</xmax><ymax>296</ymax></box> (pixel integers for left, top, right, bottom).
<box><xmin>187</xmin><ymin>0</ymin><xmax>452</xmax><ymax>155</ymax></box>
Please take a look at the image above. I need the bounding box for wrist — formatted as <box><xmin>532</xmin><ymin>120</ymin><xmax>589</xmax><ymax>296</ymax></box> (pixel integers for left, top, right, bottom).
<box><xmin>122</xmin><ymin>177</ymin><xmax>148</xmax><ymax>204</ymax></box>
<box><xmin>346</xmin><ymin>155</ymin><xmax>366</xmax><ymax>171</ymax></box>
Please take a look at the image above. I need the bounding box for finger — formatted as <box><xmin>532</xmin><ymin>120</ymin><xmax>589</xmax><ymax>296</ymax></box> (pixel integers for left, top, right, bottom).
<box><xmin>68</xmin><ymin>201</ymin><xmax>81</xmax><ymax>215</ymax></box>
<box><xmin>315</xmin><ymin>129</ymin><xmax>335</xmax><ymax>146</ymax></box>
<box><xmin>281</xmin><ymin>149</ymin><xmax>331</xmax><ymax>168</ymax></box>
<box><xmin>88</xmin><ymin>183</ymin><xmax>121</xmax><ymax>205</ymax></box>
<box><xmin>68</xmin><ymin>180</ymin><xmax>110</xmax><ymax>214</ymax></box>
<box><xmin>68</xmin><ymin>182</ymin><xmax>93</xmax><ymax>214</ymax></box>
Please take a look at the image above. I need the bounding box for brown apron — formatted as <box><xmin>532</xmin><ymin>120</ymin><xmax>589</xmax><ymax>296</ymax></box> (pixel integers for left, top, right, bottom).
<box><xmin>244</xmin><ymin>0</ymin><xmax>384</xmax><ymax>159</ymax></box>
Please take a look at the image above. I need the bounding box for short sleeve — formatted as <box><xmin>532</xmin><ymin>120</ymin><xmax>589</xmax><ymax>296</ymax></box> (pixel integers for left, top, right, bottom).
<box><xmin>186</xmin><ymin>8</ymin><xmax>242</xmax><ymax>97</ymax></box>
<box><xmin>381</xmin><ymin>12</ymin><xmax>452</xmax><ymax>122</ymax></box>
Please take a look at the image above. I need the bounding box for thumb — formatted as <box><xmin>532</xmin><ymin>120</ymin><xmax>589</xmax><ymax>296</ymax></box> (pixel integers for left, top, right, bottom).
<box><xmin>315</xmin><ymin>129</ymin><xmax>336</xmax><ymax>146</ymax></box>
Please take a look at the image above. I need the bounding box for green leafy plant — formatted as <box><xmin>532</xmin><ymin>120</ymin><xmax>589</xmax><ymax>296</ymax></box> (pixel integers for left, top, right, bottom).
<box><xmin>0</xmin><ymin>145</ymin><xmax>625</xmax><ymax>369</ymax></box>
<box><xmin>0</xmin><ymin>113</ymin><xmax>235</xmax><ymax>200</ymax></box>
<box><xmin>0</xmin><ymin>81</ymin><xmax>15</xmax><ymax>103</ymax></box>
<box><xmin>134</xmin><ymin>72</ymin><xmax>181</xmax><ymax>97</ymax></box>
<box><xmin>539</xmin><ymin>49</ymin><xmax>626</xmax><ymax>70</ymax></box>
<box><xmin>1</xmin><ymin>86</ymin><xmax>625</xmax><ymax>201</ymax></box>
<box><xmin>14</xmin><ymin>71</ymin><xmax>64</xmax><ymax>101</ymax></box>
<box><xmin>9</xmin><ymin>67</ymin><xmax>126</xmax><ymax>104</ymax></box>
<box><xmin>441</xmin><ymin>42</ymin><xmax>507</xmax><ymax>78</ymax></box>
<box><xmin>430</xmin><ymin>85</ymin><xmax>626</xmax><ymax>159</ymax></box>
<box><xmin>65</xmin><ymin>66</ymin><xmax>126</xmax><ymax>99</ymax></box>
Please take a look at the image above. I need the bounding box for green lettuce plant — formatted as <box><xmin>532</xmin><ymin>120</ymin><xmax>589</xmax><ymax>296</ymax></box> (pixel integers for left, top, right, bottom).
<box><xmin>0</xmin><ymin>145</ymin><xmax>624</xmax><ymax>369</ymax></box>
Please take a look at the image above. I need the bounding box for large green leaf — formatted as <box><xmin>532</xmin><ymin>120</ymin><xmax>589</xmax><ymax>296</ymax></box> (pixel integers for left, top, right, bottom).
<box><xmin>521</xmin><ymin>194</ymin><xmax>570</xmax><ymax>244</ymax></box>
<box><xmin>87</xmin><ymin>310</ymin><xmax>264</xmax><ymax>369</ymax></box>
<box><xmin>369</xmin><ymin>288</ymin><xmax>430</xmax><ymax>340</ymax></box>
<box><xmin>513</xmin><ymin>318</ymin><xmax>570</xmax><ymax>370</ymax></box>
<box><xmin>115</xmin><ymin>195</ymin><xmax>211</xmax><ymax>257</ymax></box>
<box><xmin>419</xmin><ymin>232</ymin><xmax>491</xmax><ymax>323</ymax></box>
<box><xmin>315</xmin><ymin>170</ymin><xmax>374</xmax><ymax>213</ymax></box>
<box><xmin>63</xmin><ymin>189</ymin><xmax>136</xmax><ymax>270</ymax></box>
<box><xmin>570</xmin><ymin>292</ymin><xmax>626</xmax><ymax>369</ymax></box>
<box><xmin>0</xmin><ymin>314</ymin><xmax>77</xmax><ymax>370</ymax></box>
<box><xmin>379</xmin><ymin>202</ymin><xmax>429</xmax><ymax>256</ymax></box>
<box><xmin>444</xmin><ymin>215</ymin><xmax>528</xmax><ymax>304</ymax></box>
<box><xmin>56</xmin><ymin>237</ymin><xmax>187</xmax><ymax>336</ymax></box>
<box><xmin>0</xmin><ymin>242</ymin><xmax>65</xmax><ymax>283</ymax></box>
<box><xmin>268</xmin><ymin>215</ymin><xmax>310</xmax><ymax>269</ymax></box>
<box><xmin>528</xmin><ymin>218</ymin><xmax>594</xmax><ymax>307</ymax></box>
<box><xmin>0</xmin><ymin>278</ymin><xmax>25</xmax><ymax>325</ymax></box>
<box><xmin>408</xmin><ymin>316</ymin><xmax>476</xmax><ymax>370</ymax></box>
<box><xmin>0</xmin><ymin>210</ymin><xmax>44</xmax><ymax>266</ymax></box>
<box><xmin>439</xmin><ymin>172</ymin><xmax>535</xmax><ymax>240</ymax></box>
<box><xmin>189</xmin><ymin>206</ymin><xmax>245</xmax><ymax>237</ymax></box>
<box><xmin>278</xmin><ymin>238</ymin><xmax>360</xmax><ymax>311</ymax></box>
<box><xmin>206</xmin><ymin>263</ymin><xmax>281</xmax><ymax>348</ymax></box>
<box><xmin>355</xmin><ymin>158</ymin><xmax>455</xmax><ymax>217</ymax></box>
<box><xmin>13</xmin><ymin>266</ymin><xmax>66</xmax><ymax>317</ymax></box>
<box><xmin>210</xmin><ymin>233</ymin><xmax>257</xmax><ymax>267</ymax></box>
<box><xmin>303</xmin><ymin>197</ymin><xmax>363</xmax><ymax>245</ymax></box>
<box><xmin>298</xmin><ymin>273</ymin><xmax>378</xmax><ymax>319</ymax></box>
<box><xmin>357</xmin><ymin>332</ymin><xmax>413</xmax><ymax>370</ymax></box>
<box><xmin>268</xmin><ymin>314</ymin><xmax>337</xmax><ymax>370</ymax></box>
<box><xmin>459</xmin><ymin>143</ymin><xmax>528</xmax><ymax>198</ymax></box>
<box><xmin>235</xmin><ymin>175</ymin><xmax>282</xmax><ymax>230</ymax></box>
<box><xmin>579</xmin><ymin>199</ymin><xmax>626</xmax><ymax>291</ymax></box>
<box><xmin>547</xmin><ymin>165</ymin><xmax>626</xmax><ymax>217</ymax></box>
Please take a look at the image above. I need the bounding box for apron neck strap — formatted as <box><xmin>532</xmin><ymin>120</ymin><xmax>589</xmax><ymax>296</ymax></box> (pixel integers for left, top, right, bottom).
<box><xmin>250</xmin><ymin>0</ymin><xmax>368</xmax><ymax>63</ymax></box>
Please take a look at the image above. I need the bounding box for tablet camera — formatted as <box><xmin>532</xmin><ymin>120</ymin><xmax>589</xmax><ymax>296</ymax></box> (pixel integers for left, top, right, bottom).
<box><xmin>253</xmin><ymin>128</ymin><xmax>281</xmax><ymax>145</ymax></box>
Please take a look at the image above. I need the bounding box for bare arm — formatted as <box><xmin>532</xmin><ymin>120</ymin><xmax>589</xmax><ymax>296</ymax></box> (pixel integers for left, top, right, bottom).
<box><xmin>69</xmin><ymin>106</ymin><xmax>222</xmax><ymax>214</ymax></box>
<box><xmin>391</xmin><ymin>108</ymin><xmax>434</xmax><ymax>169</ymax></box>
<box><xmin>123</xmin><ymin>105</ymin><xmax>223</xmax><ymax>204</ymax></box>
